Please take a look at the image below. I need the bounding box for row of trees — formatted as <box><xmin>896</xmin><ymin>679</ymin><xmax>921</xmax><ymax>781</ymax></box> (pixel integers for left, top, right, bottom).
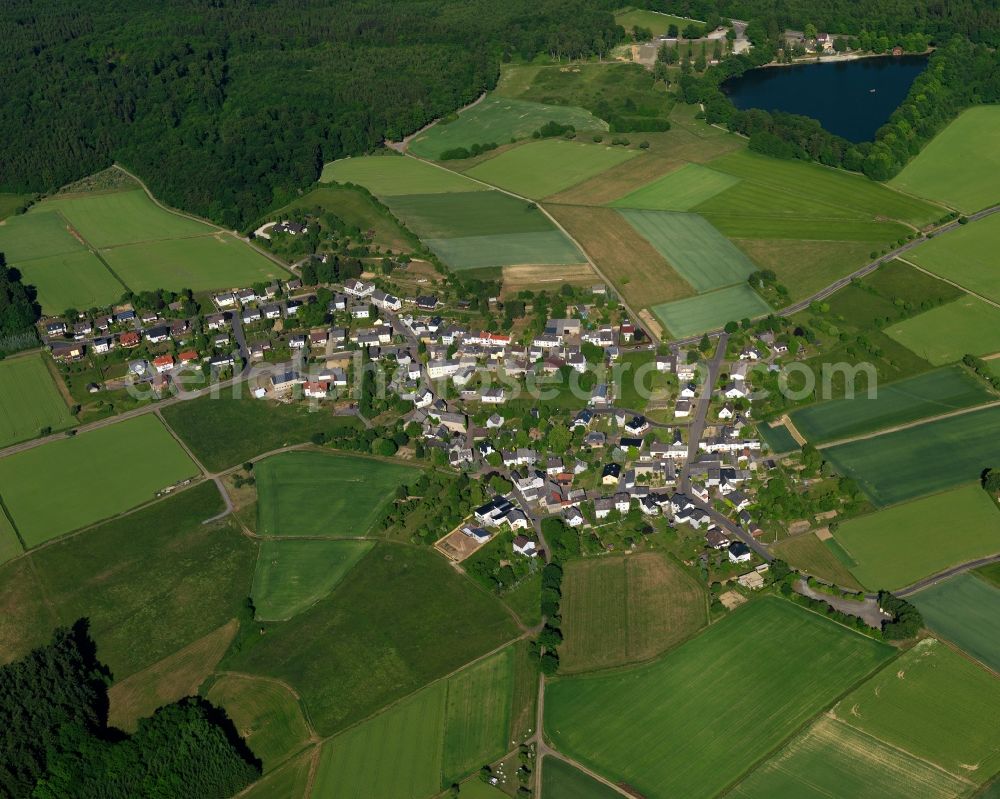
<box><xmin>0</xmin><ymin>0</ymin><xmax>622</xmax><ymax>229</ymax></box>
<box><xmin>0</xmin><ymin>257</ymin><xmax>41</xmax><ymax>344</ymax></box>
<box><xmin>1</xmin><ymin>621</ymin><xmax>259</xmax><ymax>798</ymax></box>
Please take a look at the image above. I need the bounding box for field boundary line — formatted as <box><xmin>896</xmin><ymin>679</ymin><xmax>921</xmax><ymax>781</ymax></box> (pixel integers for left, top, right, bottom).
<box><xmin>213</xmin><ymin>669</ymin><xmax>321</xmax><ymax>740</ymax></box>
<box><xmin>39</xmin><ymin>351</ymin><xmax>78</xmax><ymax>414</ymax></box>
<box><xmin>931</xmin><ymin>635</ymin><xmax>1000</xmax><ymax>680</ymax></box>
<box><xmin>50</xmin><ymin>207</ymin><xmax>132</xmax><ymax>295</ymax></box>
<box><xmin>399</xmin><ymin>151</ymin><xmax>659</xmax><ymax>342</ymax></box>
<box><xmin>815</xmin><ymin>399</ymin><xmax>1000</xmax><ymax>450</ymax></box>
<box><xmin>717</xmin><ymin>635</ymin><xmax>902</xmax><ymax>797</ymax></box>
<box><xmin>0</xmin><ymin>491</ymin><xmax>27</xmax><ymax>552</ymax></box>
<box><xmin>895</xmin><ymin>255</ymin><xmax>1000</xmax><ymax>312</ymax></box>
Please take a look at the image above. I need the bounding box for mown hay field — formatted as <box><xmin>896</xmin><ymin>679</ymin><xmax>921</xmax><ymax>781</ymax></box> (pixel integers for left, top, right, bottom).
<box><xmin>0</xmin><ymin>353</ymin><xmax>76</xmax><ymax>448</ymax></box>
<box><xmin>908</xmin><ymin>212</ymin><xmax>1000</xmax><ymax>303</ymax></box>
<box><xmin>912</xmin><ymin>573</ymin><xmax>1000</xmax><ymax>673</ymax></box>
<box><xmin>885</xmin><ymin>294</ymin><xmax>1000</xmax><ymax>366</ymax></box>
<box><xmin>321</xmin><ymin>155</ymin><xmax>487</xmax><ymax>196</ymax></box>
<box><xmin>559</xmin><ymin>553</ymin><xmax>706</xmax><ymax>673</ymax></box>
<box><xmin>652</xmin><ymin>283</ymin><xmax>771</xmax><ymax>338</ymax></box>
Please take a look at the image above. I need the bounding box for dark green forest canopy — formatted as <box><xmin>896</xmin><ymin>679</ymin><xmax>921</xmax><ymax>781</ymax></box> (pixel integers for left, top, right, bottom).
<box><xmin>0</xmin><ymin>0</ymin><xmax>621</xmax><ymax>228</ymax></box>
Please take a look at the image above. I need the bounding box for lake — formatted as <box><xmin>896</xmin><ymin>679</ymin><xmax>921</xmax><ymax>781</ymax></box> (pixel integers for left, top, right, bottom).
<box><xmin>723</xmin><ymin>55</ymin><xmax>928</xmax><ymax>143</ymax></box>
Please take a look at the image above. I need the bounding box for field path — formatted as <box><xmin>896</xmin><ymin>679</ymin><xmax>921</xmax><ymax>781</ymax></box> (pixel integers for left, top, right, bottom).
<box><xmin>386</xmin><ymin>91</ymin><xmax>488</xmax><ymax>153</ymax></box>
<box><xmin>895</xmin><ymin>254</ymin><xmax>1000</xmax><ymax>312</ymax></box>
<box><xmin>814</xmin><ymin>399</ymin><xmax>1000</xmax><ymax>450</ymax></box>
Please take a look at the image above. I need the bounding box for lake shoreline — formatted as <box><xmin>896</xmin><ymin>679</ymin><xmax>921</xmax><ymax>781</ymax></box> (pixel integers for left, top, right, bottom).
<box><xmin>758</xmin><ymin>48</ymin><xmax>934</xmax><ymax>69</ymax></box>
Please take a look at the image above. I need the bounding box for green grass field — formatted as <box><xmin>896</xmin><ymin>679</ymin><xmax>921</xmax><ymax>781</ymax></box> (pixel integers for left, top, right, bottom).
<box><xmin>541</xmin><ymin>757</ymin><xmax>621</xmax><ymax>799</ymax></box>
<box><xmin>729</xmin><ymin>716</ymin><xmax>970</xmax><ymax>799</ymax></box>
<box><xmin>886</xmin><ymin>295</ymin><xmax>1000</xmax><ymax>365</ymax></box>
<box><xmin>771</xmin><ymin>533</ymin><xmax>863</xmax><ymax>591</ymax></box>
<box><xmin>255</xmin><ymin>451</ymin><xmax>418</xmax><ymax>537</ymax></box>
<box><xmin>19</xmin><ymin>250</ymin><xmax>126</xmax><ymax>313</ymax></box>
<box><xmin>700</xmin><ymin>149</ymin><xmax>942</xmax><ymax>228</ymax></box>
<box><xmin>833</xmin><ymin>638</ymin><xmax>1000</xmax><ymax>781</ymax></box>
<box><xmin>652</xmin><ymin>283</ymin><xmax>771</xmax><ymax>338</ymax></box>
<box><xmin>425</xmin><ymin>231</ymin><xmax>583</xmax><ymax>269</ymax></box>
<box><xmin>408</xmin><ymin>96</ymin><xmax>607</xmax><ymax>160</ymax></box>
<box><xmin>273</xmin><ymin>185</ymin><xmax>416</xmax><ymax>253</ymax></box>
<box><xmin>243</xmin><ymin>750</ymin><xmax>313</xmax><ymax>799</ymax></box>
<box><xmin>42</xmin><ymin>189</ymin><xmax>212</xmax><ymax>248</ymax></box>
<box><xmin>205</xmin><ymin>673</ymin><xmax>313</xmax><ymax>770</ymax></box>
<box><xmin>466</xmin><ymin>139</ymin><xmax>638</xmax><ymax>199</ymax></box>
<box><xmin>0</xmin><ymin>482</ymin><xmax>255</xmax><ymax>680</ymax></box>
<box><xmin>710</xmin><ymin>216</ymin><xmax>910</xmax><ymax>242</ymax></box>
<box><xmin>614</xmin><ymin>8</ymin><xmax>703</xmax><ymax>36</ymax></box>
<box><xmin>912</xmin><ymin>573</ymin><xmax>1000</xmax><ymax>672</ymax></box>
<box><xmin>160</xmin><ymin>394</ymin><xmax>362</xmax><ymax>472</ymax></box>
<box><xmin>821</xmin><ymin>405</ymin><xmax>1000</xmax><ymax>506</ymax></box>
<box><xmin>0</xmin><ymin>210</ymin><xmax>84</xmax><ymax>262</ymax></box>
<box><xmin>908</xmin><ymin>214</ymin><xmax>1000</xmax><ymax>303</ymax></box>
<box><xmin>618</xmin><ymin>210</ymin><xmax>758</xmax><ymax>292</ymax></box>
<box><xmin>0</xmin><ymin>414</ymin><xmax>199</xmax><ymax>547</ymax></box>
<box><xmin>833</xmin><ymin>484</ymin><xmax>1000</xmax><ymax>590</ymax></box>
<box><xmin>312</xmin><ymin>679</ymin><xmax>446</xmax><ymax>799</ymax></box>
<box><xmin>229</xmin><ymin>543</ymin><xmax>519</xmax><ymax>736</ymax></box>
<box><xmin>311</xmin><ymin>646</ymin><xmax>515</xmax><ymax>797</ymax></box>
<box><xmin>321</xmin><ymin>155</ymin><xmax>487</xmax><ymax>196</ymax></box>
<box><xmin>101</xmin><ymin>233</ymin><xmax>285</xmax><ymax>293</ymax></box>
<box><xmin>559</xmin><ymin>553</ymin><xmax>705</xmax><ymax>673</ymax></box>
<box><xmin>757</xmin><ymin>421</ymin><xmax>799</xmax><ymax>453</ymax></box>
<box><xmin>611</xmin><ymin>164</ymin><xmax>740</xmax><ymax>212</ymax></box>
<box><xmin>0</xmin><ymin>354</ymin><xmax>75</xmax><ymax>447</ymax></box>
<box><xmin>0</xmin><ymin>194</ymin><xmax>29</xmax><ymax>221</ymax></box>
<box><xmin>890</xmin><ymin>106</ymin><xmax>1000</xmax><ymax>213</ymax></box>
<box><xmin>384</xmin><ymin>190</ymin><xmax>555</xmax><ymax>238</ymax></box>
<box><xmin>252</xmin><ymin>539</ymin><xmax>374</xmax><ymax>621</ymax></box>
<box><xmin>789</xmin><ymin>365</ymin><xmax>994</xmax><ymax>444</ymax></box>
<box><xmin>0</xmin><ymin>510</ymin><xmax>22</xmax><ymax>566</ymax></box>
<box><xmin>544</xmin><ymin>598</ymin><xmax>892</xmax><ymax>799</ymax></box>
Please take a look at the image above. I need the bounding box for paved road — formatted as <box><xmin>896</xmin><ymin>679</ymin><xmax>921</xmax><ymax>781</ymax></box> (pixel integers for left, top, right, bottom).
<box><xmin>672</xmin><ymin>203</ymin><xmax>1000</xmax><ymax>348</ymax></box>
<box><xmin>230</xmin><ymin>313</ymin><xmax>251</xmax><ymax>375</ymax></box>
<box><xmin>680</xmin><ymin>333</ymin><xmax>728</xmax><ymax>486</ymax></box>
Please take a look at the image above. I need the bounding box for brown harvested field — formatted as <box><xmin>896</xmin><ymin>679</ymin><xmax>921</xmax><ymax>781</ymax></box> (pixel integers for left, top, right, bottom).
<box><xmin>545</xmin><ymin>125</ymin><xmax>742</xmax><ymax>206</ymax></box>
<box><xmin>544</xmin><ymin>204</ymin><xmax>693</xmax><ymax>310</ymax></box>
<box><xmin>107</xmin><ymin>619</ymin><xmax>238</xmax><ymax>730</ymax></box>
<box><xmin>559</xmin><ymin>552</ymin><xmax>706</xmax><ymax>674</ymax></box>
<box><xmin>772</xmin><ymin>532</ymin><xmax>864</xmax><ymax>591</ymax></box>
<box><xmin>500</xmin><ymin>262</ymin><xmax>597</xmax><ymax>296</ymax></box>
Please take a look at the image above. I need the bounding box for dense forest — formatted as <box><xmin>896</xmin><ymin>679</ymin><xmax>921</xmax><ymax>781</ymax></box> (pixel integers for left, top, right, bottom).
<box><xmin>0</xmin><ymin>0</ymin><xmax>621</xmax><ymax>228</ymax></box>
<box><xmin>0</xmin><ymin>257</ymin><xmax>41</xmax><ymax>343</ymax></box>
<box><xmin>0</xmin><ymin>621</ymin><xmax>260</xmax><ymax>798</ymax></box>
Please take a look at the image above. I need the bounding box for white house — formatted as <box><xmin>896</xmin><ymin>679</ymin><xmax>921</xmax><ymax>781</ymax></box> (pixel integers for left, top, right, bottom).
<box><xmin>512</xmin><ymin>535</ymin><xmax>538</xmax><ymax>557</ymax></box>
<box><xmin>728</xmin><ymin>541</ymin><xmax>752</xmax><ymax>564</ymax></box>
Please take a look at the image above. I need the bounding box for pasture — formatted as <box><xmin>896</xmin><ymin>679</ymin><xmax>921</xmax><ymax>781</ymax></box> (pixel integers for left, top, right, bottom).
<box><xmin>541</xmin><ymin>757</ymin><xmax>621</xmax><ymax>799</ymax></box>
<box><xmin>41</xmin><ymin>188</ymin><xmax>212</xmax><ymax>248</ymax></box>
<box><xmin>544</xmin><ymin>598</ymin><xmax>892</xmax><ymax>799</ymax></box>
<box><xmin>229</xmin><ymin>543</ymin><xmax>519</xmax><ymax>735</ymax></box>
<box><xmin>255</xmin><ymin>451</ymin><xmax>418</xmax><ymax>538</ymax></box>
<box><xmin>729</xmin><ymin>716</ymin><xmax>970</xmax><ymax>799</ymax></box>
<box><xmin>252</xmin><ymin>539</ymin><xmax>373</xmax><ymax>621</ymax></box>
<box><xmin>771</xmin><ymin>532</ymin><xmax>863</xmax><ymax>591</ymax></box>
<box><xmin>465</xmin><ymin>139</ymin><xmax>638</xmax><ymax>199</ymax></box>
<box><xmin>0</xmin><ymin>414</ymin><xmax>199</xmax><ymax>546</ymax></box>
<box><xmin>408</xmin><ymin>96</ymin><xmax>606</xmax><ymax>160</ymax></box>
<box><xmin>833</xmin><ymin>638</ymin><xmax>1000</xmax><ymax>781</ymax></box>
<box><xmin>832</xmin><ymin>484</ymin><xmax>1000</xmax><ymax>590</ymax></box>
<box><xmin>320</xmin><ymin>155</ymin><xmax>486</xmax><ymax>196</ymax></box>
<box><xmin>160</xmin><ymin>393</ymin><xmax>362</xmax><ymax>472</ymax></box>
<box><xmin>425</xmin><ymin>231</ymin><xmax>583</xmax><ymax>270</ymax></box>
<box><xmin>757</xmin><ymin>421</ymin><xmax>799</xmax><ymax>453</ymax></box>
<box><xmin>107</xmin><ymin>620</ymin><xmax>237</xmax><ymax>731</ymax></box>
<box><xmin>912</xmin><ymin>573</ymin><xmax>1000</xmax><ymax>672</ymax></box>
<box><xmin>789</xmin><ymin>365</ymin><xmax>994</xmax><ymax>444</ymax></box>
<box><xmin>700</xmin><ymin>149</ymin><xmax>942</xmax><ymax>228</ymax></box>
<box><xmin>243</xmin><ymin>751</ymin><xmax>313</xmax><ymax>799</ymax></box>
<box><xmin>614</xmin><ymin>8</ymin><xmax>703</xmax><ymax>37</ymax></box>
<box><xmin>0</xmin><ymin>210</ymin><xmax>84</xmax><ymax>262</ymax></box>
<box><xmin>732</xmin><ymin>239</ymin><xmax>877</xmax><ymax>301</ymax></box>
<box><xmin>0</xmin><ymin>354</ymin><xmax>75</xmax><ymax>447</ymax></box>
<box><xmin>19</xmin><ymin>250</ymin><xmax>125</xmax><ymax>313</ymax></box>
<box><xmin>100</xmin><ymin>233</ymin><xmax>285</xmax><ymax>293</ymax></box>
<box><xmin>884</xmin><ymin>294</ymin><xmax>1000</xmax><ymax>366</ymax></box>
<box><xmin>652</xmin><ymin>284</ymin><xmax>771</xmax><ymax>338</ymax></box>
<box><xmin>617</xmin><ymin>210</ymin><xmax>757</xmax><ymax>293</ymax></box>
<box><xmin>710</xmin><ymin>216</ymin><xmax>910</xmax><ymax>242</ymax></box>
<box><xmin>0</xmin><ymin>482</ymin><xmax>255</xmax><ymax>681</ymax></box>
<box><xmin>544</xmin><ymin>204</ymin><xmax>693</xmax><ymax>310</ymax></box>
<box><xmin>559</xmin><ymin>553</ymin><xmax>705</xmax><ymax>673</ymax></box>
<box><xmin>206</xmin><ymin>673</ymin><xmax>313</xmax><ymax>770</ymax></box>
<box><xmin>0</xmin><ymin>193</ymin><xmax>28</xmax><ymax>220</ymax></box>
<box><xmin>311</xmin><ymin>647</ymin><xmax>515</xmax><ymax>796</ymax></box>
<box><xmin>384</xmin><ymin>191</ymin><xmax>554</xmax><ymax>238</ymax></box>
<box><xmin>0</xmin><ymin>511</ymin><xmax>21</xmax><ymax>566</ymax></box>
<box><xmin>821</xmin><ymin>405</ymin><xmax>1000</xmax><ymax>506</ymax></box>
<box><xmin>611</xmin><ymin>163</ymin><xmax>740</xmax><ymax>212</ymax></box>
<box><xmin>890</xmin><ymin>105</ymin><xmax>1000</xmax><ymax>213</ymax></box>
<box><xmin>907</xmin><ymin>214</ymin><xmax>1000</xmax><ymax>303</ymax></box>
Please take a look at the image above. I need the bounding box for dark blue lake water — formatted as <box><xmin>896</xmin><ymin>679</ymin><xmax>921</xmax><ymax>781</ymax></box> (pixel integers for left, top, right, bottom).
<box><xmin>723</xmin><ymin>55</ymin><xmax>928</xmax><ymax>142</ymax></box>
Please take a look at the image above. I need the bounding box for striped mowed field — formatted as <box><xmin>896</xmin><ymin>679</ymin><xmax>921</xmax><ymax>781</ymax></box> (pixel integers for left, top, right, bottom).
<box><xmin>912</xmin><ymin>573</ymin><xmax>1000</xmax><ymax>673</ymax></box>
<box><xmin>652</xmin><ymin>283</ymin><xmax>771</xmax><ymax>338</ymax></box>
<box><xmin>0</xmin><ymin>353</ymin><xmax>76</xmax><ymax>448</ymax></box>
